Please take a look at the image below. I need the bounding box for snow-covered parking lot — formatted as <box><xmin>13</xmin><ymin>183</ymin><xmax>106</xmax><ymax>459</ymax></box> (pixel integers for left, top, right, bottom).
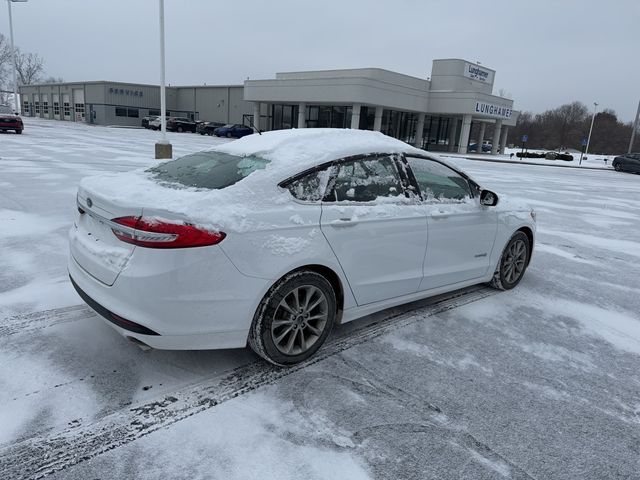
<box><xmin>1</xmin><ymin>119</ymin><xmax>640</xmax><ymax>479</ymax></box>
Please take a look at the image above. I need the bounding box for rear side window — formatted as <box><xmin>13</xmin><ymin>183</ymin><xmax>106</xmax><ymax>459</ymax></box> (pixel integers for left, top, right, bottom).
<box><xmin>285</xmin><ymin>166</ymin><xmax>334</xmax><ymax>202</ymax></box>
<box><xmin>406</xmin><ymin>157</ymin><xmax>472</xmax><ymax>201</ymax></box>
<box><xmin>148</xmin><ymin>151</ymin><xmax>269</xmax><ymax>190</ymax></box>
<box><xmin>325</xmin><ymin>156</ymin><xmax>404</xmax><ymax>202</ymax></box>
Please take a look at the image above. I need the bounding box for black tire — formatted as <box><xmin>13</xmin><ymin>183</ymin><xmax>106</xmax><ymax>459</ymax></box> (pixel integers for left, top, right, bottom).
<box><xmin>177</xmin><ymin>126</ymin><xmax>183</xmax><ymax>133</ymax></box>
<box><xmin>226</xmin><ymin>132</ymin><xmax>232</xmax><ymax>138</ymax></box>
<box><xmin>15</xmin><ymin>129</ymin><xmax>22</xmax><ymax>134</ymax></box>
<box><xmin>248</xmin><ymin>270</ymin><xmax>336</xmax><ymax>366</ymax></box>
<box><xmin>490</xmin><ymin>231</ymin><xmax>530</xmax><ymax>291</ymax></box>
<box><xmin>614</xmin><ymin>163</ymin><xmax>622</xmax><ymax>172</ymax></box>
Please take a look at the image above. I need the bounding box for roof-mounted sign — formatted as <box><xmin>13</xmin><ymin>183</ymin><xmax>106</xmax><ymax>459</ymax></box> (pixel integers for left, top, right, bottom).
<box><xmin>464</xmin><ymin>63</ymin><xmax>494</xmax><ymax>84</ymax></box>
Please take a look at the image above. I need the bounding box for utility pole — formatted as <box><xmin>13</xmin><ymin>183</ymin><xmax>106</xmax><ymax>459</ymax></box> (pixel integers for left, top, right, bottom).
<box><xmin>7</xmin><ymin>0</ymin><xmax>28</xmax><ymax>114</ymax></box>
<box><xmin>628</xmin><ymin>99</ymin><xmax>640</xmax><ymax>154</ymax></box>
<box><xmin>155</xmin><ymin>0</ymin><xmax>172</xmax><ymax>159</ymax></box>
<box><xmin>585</xmin><ymin>102</ymin><xmax>598</xmax><ymax>156</ymax></box>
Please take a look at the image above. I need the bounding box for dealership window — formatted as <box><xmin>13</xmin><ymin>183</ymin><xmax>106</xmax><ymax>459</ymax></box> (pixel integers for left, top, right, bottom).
<box><xmin>35</xmin><ymin>101</ymin><xmax>40</xmax><ymax>114</ymax></box>
<box><xmin>22</xmin><ymin>100</ymin><xmax>29</xmax><ymax>114</ymax></box>
<box><xmin>271</xmin><ymin>104</ymin><xmax>299</xmax><ymax>130</ymax></box>
<box><xmin>358</xmin><ymin>106</ymin><xmax>376</xmax><ymax>130</ymax></box>
<box><xmin>381</xmin><ymin>110</ymin><xmax>417</xmax><ymax>144</ymax></box>
<box><xmin>149</xmin><ymin>109</ymin><xmax>160</xmax><ymax>116</ymax></box>
<box><xmin>116</xmin><ymin>107</ymin><xmax>139</xmax><ymax>118</ymax></box>
<box><xmin>75</xmin><ymin>103</ymin><xmax>85</xmax><ymax>119</ymax></box>
<box><xmin>43</xmin><ymin>100</ymin><xmax>49</xmax><ymax>115</ymax></box>
<box><xmin>304</xmin><ymin>105</ymin><xmax>352</xmax><ymax>129</ymax></box>
<box><xmin>53</xmin><ymin>101</ymin><xmax>60</xmax><ymax>116</ymax></box>
<box><xmin>419</xmin><ymin>116</ymin><xmax>450</xmax><ymax>150</ymax></box>
<box><xmin>63</xmin><ymin>102</ymin><xmax>71</xmax><ymax>117</ymax></box>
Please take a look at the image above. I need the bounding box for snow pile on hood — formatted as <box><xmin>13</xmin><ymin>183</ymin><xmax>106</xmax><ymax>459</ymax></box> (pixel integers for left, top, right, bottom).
<box><xmin>79</xmin><ymin>129</ymin><xmax>423</xmax><ymax>233</ymax></box>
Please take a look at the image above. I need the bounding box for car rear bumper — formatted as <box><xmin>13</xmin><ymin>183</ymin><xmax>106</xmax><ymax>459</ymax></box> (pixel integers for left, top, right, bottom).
<box><xmin>68</xmin><ymin>244</ymin><xmax>271</xmax><ymax>350</ymax></box>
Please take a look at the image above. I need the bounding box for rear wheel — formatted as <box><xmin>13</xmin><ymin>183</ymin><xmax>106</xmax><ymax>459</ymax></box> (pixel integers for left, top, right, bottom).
<box><xmin>614</xmin><ymin>163</ymin><xmax>622</xmax><ymax>172</ymax></box>
<box><xmin>490</xmin><ymin>231</ymin><xmax>530</xmax><ymax>290</ymax></box>
<box><xmin>226</xmin><ymin>132</ymin><xmax>232</xmax><ymax>138</ymax></box>
<box><xmin>177</xmin><ymin>126</ymin><xmax>183</xmax><ymax>133</ymax></box>
<box><xmin>248</xmin><ymin>271</ymin><xmax>336</xmax><ymax>366</ymax></box>
<box><xmin>15</xmin><ymin>129</ymin><xmax>22</xmax><ymax>134</ymax></box>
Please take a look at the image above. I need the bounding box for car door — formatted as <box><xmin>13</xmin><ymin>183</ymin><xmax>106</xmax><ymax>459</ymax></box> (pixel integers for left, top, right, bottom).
<box><xmin>320</xmin><ymin>154</ymin><xmax>427</xmax><ymax>306</ymax></box>
<box><xmin>404</xmin><ymin>155</ymin><xmax>498</xmax><ymax>291</ymax></box>
<box><xmin>631</xmin><ymin>154</ymin><xmax>640</xmax><ymax>173</ymax></box>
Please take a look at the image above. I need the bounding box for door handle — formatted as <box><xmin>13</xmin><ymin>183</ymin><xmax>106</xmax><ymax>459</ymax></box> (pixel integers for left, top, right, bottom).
<box><xmin>330</xmin><ymin>218</ymin><xmax>359</xmax><ymax>227</ymax></box>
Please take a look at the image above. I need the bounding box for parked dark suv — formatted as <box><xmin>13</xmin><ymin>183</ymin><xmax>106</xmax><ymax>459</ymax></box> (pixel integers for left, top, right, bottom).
<box><xmin>0</xmin><ymin>105</ymin><xmax>23</xmax><ymax>134</ymax></box>
<box><xmin>166</xmin><ymin>117</ymin><xmax>197</xmax><ymax>133</ymax></box>
<box><xmin>612</xmin><ymin>153</ymin><xmax>640</xmax><ymax>173</ymax></box>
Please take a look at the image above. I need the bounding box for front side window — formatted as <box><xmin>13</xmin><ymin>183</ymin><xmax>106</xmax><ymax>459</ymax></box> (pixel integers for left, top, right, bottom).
<box><xmin>148</xmin><ymin>151</ymin><xmax>270</xmax><ymax>190</ymax></box>
<box><xmin>406</xmin><ymin>157</ymin><xmax>472</xmax><ymax>202</ymax></box>
<box><xmin>325</xmin><ymin>156</ymin><xmax>404</xmax><ymax>202</ymax></box>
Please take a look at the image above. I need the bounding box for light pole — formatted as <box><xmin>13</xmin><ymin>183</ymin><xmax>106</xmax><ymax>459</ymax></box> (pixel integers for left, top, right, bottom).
<box><xmin>7</xmin><ymin>0</ymin><xmax>28</xmax><ymax>114</ymax></box>
<box><xmin>584</xmin><ymin>102</ymin><xmax>598</xmax><ymax>156</ymax></box>
<box><xmin>155</xmin><ymin>0</ymin><xmax>172</xmax><ymax>159</ymax></box>
<box><xmin>628</xmin><ymin>99</ymin><xmax>640</xmax><ymax>154</ymax></box>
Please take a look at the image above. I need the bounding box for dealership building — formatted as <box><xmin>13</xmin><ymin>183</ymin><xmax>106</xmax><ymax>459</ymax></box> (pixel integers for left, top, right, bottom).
<box><xmin>18</xmin><ymin>58</ymin><xmax>518</xmax><ymax>153</ymax></box>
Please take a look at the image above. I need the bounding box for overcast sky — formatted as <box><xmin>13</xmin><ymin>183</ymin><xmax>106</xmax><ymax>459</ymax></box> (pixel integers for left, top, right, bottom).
<box><xmin>2</xmin><ymin>0</ymin><xmax>638</xmax><ymax>121</ymax></box>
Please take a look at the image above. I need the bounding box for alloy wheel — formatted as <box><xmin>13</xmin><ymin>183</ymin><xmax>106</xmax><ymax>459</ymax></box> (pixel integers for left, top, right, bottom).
<box><xmin>271</xmin><ymin>285</ymin><xmax>328</xmax><ymax>355</ymax></box>
<box><xmin>501</xmin><ymin>239</ymin><xmax>527</xmax><ymax>284</ymax></box>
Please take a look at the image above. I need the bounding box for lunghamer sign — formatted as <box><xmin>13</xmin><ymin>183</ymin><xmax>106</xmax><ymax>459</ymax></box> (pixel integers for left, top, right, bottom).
<box><xmin>475</xmin><ymin>102</ymin><xmax>512</xmax><ymax>119</ymax></box>
<box><xmin>464</xmin><ymin>63</ymin><xmax>492</xmax><ymax>83</ymax></box>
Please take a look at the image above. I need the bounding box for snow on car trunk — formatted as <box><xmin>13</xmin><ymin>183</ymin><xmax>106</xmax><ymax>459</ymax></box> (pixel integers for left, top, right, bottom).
<box><xmin>70</xmin><ymin>186</ymin><xmax>142</xmax><ymax>286</ymax></box>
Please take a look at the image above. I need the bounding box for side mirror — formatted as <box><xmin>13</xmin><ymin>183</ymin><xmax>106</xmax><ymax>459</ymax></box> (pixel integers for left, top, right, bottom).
<box><xmin>480</xmin><ymin>189</ymin><xmax>499</xmax><ymax>207</ymax></box>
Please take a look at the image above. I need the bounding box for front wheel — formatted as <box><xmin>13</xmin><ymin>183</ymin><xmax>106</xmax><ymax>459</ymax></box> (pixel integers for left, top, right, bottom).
<box><xmin>177</xmin><ymin>126</ymin><xmax>183</xmax><ymax>133</ymax></box>
<box><xmin>490</xmin><ymin>231</ymin><xmax>530</xmax><ymax>290</ymax></box>
<box><xmin>614</xmin><ymin>163</ymin><xmax>622</xmax><ymax>172</ymax></box>
<box><xmin>248</xmin><ymin>271</ymin><xmax>336</xmax><ymax>366</ymax></box>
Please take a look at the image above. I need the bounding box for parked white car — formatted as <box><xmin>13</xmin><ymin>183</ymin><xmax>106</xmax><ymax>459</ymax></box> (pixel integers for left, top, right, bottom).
<box><xmin>69</xmin><ymin>129</ymin><xmax>536</xmax><ymax>365</ymax></box>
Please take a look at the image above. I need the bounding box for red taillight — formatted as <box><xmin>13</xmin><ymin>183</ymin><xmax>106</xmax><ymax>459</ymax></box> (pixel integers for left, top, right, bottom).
<box><xmin>111</xmin><ymin>216</ymin><xmax>225</xmax><ymax>249</ymax></box>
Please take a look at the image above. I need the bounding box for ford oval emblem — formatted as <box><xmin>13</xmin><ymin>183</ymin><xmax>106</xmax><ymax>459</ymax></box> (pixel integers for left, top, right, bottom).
<box><xmin>86</xmin><ymin>197</ymin><xmax>93</xmax><ymax>208</ymax></box>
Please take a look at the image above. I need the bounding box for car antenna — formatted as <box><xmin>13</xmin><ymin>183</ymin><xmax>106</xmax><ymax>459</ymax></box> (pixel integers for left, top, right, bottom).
<box><xmin>247</xmin><ymin>115</ymin><xmax>262</xmax><ymax>135</ymax></box>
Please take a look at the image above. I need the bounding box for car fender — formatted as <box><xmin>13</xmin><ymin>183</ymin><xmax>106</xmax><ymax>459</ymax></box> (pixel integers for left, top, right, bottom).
<box><xmin>491</xmin><ymin>210</ymin><xmax>536</xmax><ymax>270</ymax></box>
<box><xmin>217</xmin><ymin>204</ymin><xmax>357</xmax><ymax>311</ymax></box>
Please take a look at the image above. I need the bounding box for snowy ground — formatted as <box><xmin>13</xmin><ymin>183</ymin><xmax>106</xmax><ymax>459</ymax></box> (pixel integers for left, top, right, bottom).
<box><xmin>441</xmin><ymin>147</ymin><xmax>615</xmax><ymax>170</ymax></box>
<box><xmin>1</xmin><ymin>119</ymin><xmax>640</xmax><ymax>479</ymax></box>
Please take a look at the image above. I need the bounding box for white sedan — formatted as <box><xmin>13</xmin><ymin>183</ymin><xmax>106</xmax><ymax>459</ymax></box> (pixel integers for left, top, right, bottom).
<box><xmin>69</xmin><ymin>129</ymin><xmax>536</xmax><ymax>365</ymax></box>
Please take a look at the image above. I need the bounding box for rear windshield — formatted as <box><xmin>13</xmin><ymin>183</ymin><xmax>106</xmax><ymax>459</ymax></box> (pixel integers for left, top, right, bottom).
<box><xmin>148</xmin><ymin>151</ymin><xmax>269</xmax><ymax>190</ymax></box>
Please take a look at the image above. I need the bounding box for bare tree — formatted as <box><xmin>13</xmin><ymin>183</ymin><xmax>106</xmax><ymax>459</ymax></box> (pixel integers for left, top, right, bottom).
<box><xmin>15</xmin><ymin>49</ymin><xmax>44</xmax><ymax>85</ymax></box>
<box><xmin>0</xmin><ymin>33</ymin><xmax>14</xmax><ymax>104</ymax></box>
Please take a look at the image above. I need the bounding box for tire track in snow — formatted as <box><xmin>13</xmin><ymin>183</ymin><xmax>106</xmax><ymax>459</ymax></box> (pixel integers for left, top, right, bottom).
<box><xmin>0</xmin><ymin>286</ymin><xmax>496</xmax><ymax>480</ymax></box>
<box><xmin>0</xmin><ymin>305</ymin><xmax>95</xmax><ymax>337</ymax></box>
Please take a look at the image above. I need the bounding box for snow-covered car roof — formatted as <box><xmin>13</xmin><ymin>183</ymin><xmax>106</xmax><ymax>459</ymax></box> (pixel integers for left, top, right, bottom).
<box><xmin>79</xmin><ymin>129</ymin><xmax>442</xmax><ymax>233</ymax></box>
<box><xmin>212</xmin><ymin>128</ymin><xmax>423</xmax><ymax>178</ymax></box>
